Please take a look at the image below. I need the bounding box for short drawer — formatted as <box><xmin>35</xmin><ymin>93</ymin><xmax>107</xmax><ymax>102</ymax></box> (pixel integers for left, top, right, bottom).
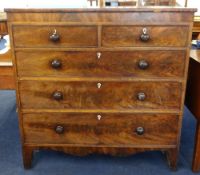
<box><xmin>23</xmin><ymin>113</ymin><xmax>179</xmax><ymax>146</ymax></box>
<box><xmin>102</xmin><ymin>26</ymin><xmax>188</xmax><ymax>47</ymax></box>
<box><xmin>13</xmin><ymin>25</ymin><xmax>98</xmax><ymax>47</ymax></box>
<box><xmin>19</xmin><ymin>81</ymin><xmax>182</xmax><ymax>110</ymax></box>
<box><xmin>16</xmin><ymin>50</ymin><xmax>185</xmax><ymax>78</ymax></box>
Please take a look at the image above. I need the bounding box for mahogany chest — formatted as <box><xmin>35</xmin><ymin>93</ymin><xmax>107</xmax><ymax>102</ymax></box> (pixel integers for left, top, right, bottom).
<box><xmin>6</xmin><ymin>7</ymin><xmax>196</xmax><ymax>169</ymax></box>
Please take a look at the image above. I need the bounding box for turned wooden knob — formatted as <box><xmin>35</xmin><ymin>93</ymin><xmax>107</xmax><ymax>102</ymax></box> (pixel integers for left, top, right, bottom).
<box><xmin>55</xmin><ymin>125</ymin><xmax>64</xmax><ymax>134</ymax></box>
<box><xmin>138</xmin><ymin>60</ymin><xmax>149</xmax><ymax>70</ymax></box>
<box><xmin>50</xmin><ymin>29</ymin><xmax>60</xmax><ymax>42</ymax></box>
<box><xmin>136</xmin><ymin>127</ymin><xmax>144</xmax><ymax>135</ymax></box>
<box><xmin>140</xmin><ymin>34</ymin><xmax>150</xmax><ymax>42</ymax></box>
<box><xmin>52</xmin><ymin>91</ymin><xmax>63</xmax><ymax>101</ymax></box>
<box><xmin>140</xmin><ymin>28</ymin><xmax>150</xmax><ymax>42</ymax></box>
<box><xmin>137</xmin><ymin>92</ymin><xmax>146</xmax><ymax>101</ymax></box>
<box><xmin>51</xmin><ymin>59</ymin><xmax>62</xmax><ymax>69</ymax></box>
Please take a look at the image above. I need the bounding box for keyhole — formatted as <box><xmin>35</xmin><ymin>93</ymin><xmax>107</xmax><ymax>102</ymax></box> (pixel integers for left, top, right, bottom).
<box><xmin>53</xmin><ymin>29</ymin><xmax>57</xmax><ymax>34</ymax></box>
<box><xmin>97</xmin><ymin>83</ymin><xmax>102</xmax><ymax>89</ymax></box>
<box><xmin>97</xmin><ymin>52</ymin><xmax>102</xmax><ymax>59</ymax></box>
<box><xmin>97</xmin><ymin>115</ymin><xmax>102</xmax><ymax>120</ymax></box>
<box><xmin>143</xmin><ymin>28</ymin><xmax>147</xmax><ymax>34</ymax></box>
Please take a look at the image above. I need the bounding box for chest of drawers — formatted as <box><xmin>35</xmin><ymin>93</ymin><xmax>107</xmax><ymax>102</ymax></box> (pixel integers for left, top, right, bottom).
<box><xmin>6</xmin><ymin>7</ymin><xmax>196</xmax><ymax>169</ymax></box>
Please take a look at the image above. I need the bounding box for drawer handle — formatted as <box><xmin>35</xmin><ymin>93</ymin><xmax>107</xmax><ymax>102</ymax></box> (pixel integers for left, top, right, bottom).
<box><xmin>97</xmin><ymin>114</ymin><xmax>102</xmax><ymax>120</ymax></box>
<box><xmin>138</xmin><ymin>60</ymin><xmax>149</xmax><ymax>70</ymax></box>
<box><xmin>97</xmin><ymin>52</ymin><xmax>102</xmax><ymax>59</ymax></box>
<box><xmin>140</xmin><ymin>28</ymin><xmax>150</xmax><ymax>42</ymax></box>
<box><xmin>97</xmin><ymin>82</ymin><xmax>102</xmax><ymax>89</ymax></box>
<box><xmin>136</xmin><ymin>127</ymin><xmax>145</xmax><ymax>135</ymax></box>
<box><xmin>51</xmin><ymin>59</ymin><xmax>62</xmax><ymax>69</ymax></box>
<box><xmin>55</xmin><ymin>125</ymin><xmax>64</xmax><ymax>134</ymax></box>
<box><xmin>50</xmin><ymin>29</ymin><xmax>60</xmax><ymax>42</ymax></box>
<box><xmin>52</xmin><ymin>91</ymin><xmax>63</xmax><ymax>101</ymax></box>
<box><xmin>137</xmin><ymin>92</ymin><xmax>146</xmax><ymax>101</ymax></box>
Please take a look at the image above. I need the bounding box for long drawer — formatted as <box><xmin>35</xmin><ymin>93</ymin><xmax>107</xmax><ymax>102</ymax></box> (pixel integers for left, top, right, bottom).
<box><xmin>19</xmin><ymin>81</ymin><xmax>182</xmax><ymax>110</ymax></box>
<box><xmin>23</xmin><ymin>113</ymin><xmax>179</xmax><ymax>146</ymax></box>
<box><xmin>102</xmin><ymin>26</ymin><xmax>188</xmax><ymax>47</ymax></box>
<box><xmin>16</xmin><ymin>50</ymin><xmax>185</xmax><ymax>78</ymax></box>
<box><xmin>12</xmin><ymin>25</ymin><xmax>98</xmax><ymax>48</ymax></box>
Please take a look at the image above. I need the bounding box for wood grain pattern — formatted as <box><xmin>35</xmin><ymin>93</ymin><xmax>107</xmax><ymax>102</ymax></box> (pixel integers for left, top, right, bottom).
<box><xmin>22</xmin><ymin>145</ymin><xmax>177</xmax><ymax>164</ymax></box>
<box><xmin>19</xmin><ymin>81</ymin><xmax>182</xmax><ymax>110</ymax></box>
<box><xmin>102</xmin><ymin>26</ymin><xmax>189</xmax><ymax>47</ymax></box>
<box><xmin>5</xmin><ymin>7</ymin><xmax>197</xmax><ymax>13</ymax></box>
<box><xmin>16</xmin><ymin>50</ymin><xmax>186</xmax><ymax>78</ymax></box>
<box><xmin>23</xmin><ymin>113</ymin><xmax>179</xmax><ymax>145</ymax></box>
<box><xmin>6</xmin><ymin>11</ymin><xmax>195</xmax><ymax>23</ymax></box>
<box><xmin>13</xmin><ymin>25</ymin><xmax>98</xmax><ymax>48</ymax></box>
<box><xmin>6</xmin><ymin>7</ymin><xmax>196</xmax><ymax>169</ymax></box>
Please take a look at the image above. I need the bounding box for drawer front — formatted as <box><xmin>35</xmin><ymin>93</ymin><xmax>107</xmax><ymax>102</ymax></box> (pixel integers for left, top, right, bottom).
<box><xmin>102</xmin><ymin>26</ymin><xmax>188</xmax><ymax>47</ymax></box>
<box><xmin>23</xmin><ymin>113</ymin><xmax>179</xmax><ymax>145</ymax></box>
<box><xmin>19</xmin><ymin>81</ymin><xmax>182</xmax><ymax>110</ymax></box>
<box><xmin>13</xmin><ymin>25</ymin><xmax>98</xmax><ymax>47</ymax></box>
<box><xmin>16</xmin><ymin>50</ymin><xmax>185</xmax><ymax>78</ymax></box>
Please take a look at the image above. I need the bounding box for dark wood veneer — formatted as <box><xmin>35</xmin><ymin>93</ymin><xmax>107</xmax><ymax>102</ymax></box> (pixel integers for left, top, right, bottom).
<box><xmin>13</xmin><ymin>25</ymin><xmax>98</xmax><ymax>48</ymax></box>
<box><xmin>6</xmin><ymin>7</ymin><xmax>196</xmax><ymax>169</ymax></box>
<box><xmin>19</xmin><ymin>81</ymin><xmax>182</xmax><ymax>110</ymax></box>
<box><xmin>16</xmin><ymin>50</ymin><xmax>186</xmax><ymax>78</ymax></box>
<box><xmin>23</xmin><ymin>113</ymin><xmax>179</xmax><ymax>145</ymax></box>
<box><xmin>102</xmin><ymin>26</ymin><xmax>189</xmax><ymax>47</ymax></box>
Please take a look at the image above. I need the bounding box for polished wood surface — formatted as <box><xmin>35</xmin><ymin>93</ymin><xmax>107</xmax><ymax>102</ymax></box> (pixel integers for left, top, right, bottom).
<box><xmin>19</xmin><ymin>81</ymin><xmax>182</xmax><ymax>110</ymax></box>
<box><xmin>6</xmin><ymin>7</ymin><xmax>196</xmax><ymax>169</ymax></box>
<box><xmin>5</xmin><ymin>7</ymin><xmax>196</xmax><ymax>12</ymax></box>
<box><xmin>186</xmin><ymin>49</ymin><xmax>200</xmax><ymax>172</ymax></box>
<box><xmin>6</xmin><ymin>11</ymin><xmax>194</xmax><ymax>23</ymax></box>
<box><xmin>23</xmin><ymin>113</ymin><xmax>179</xmax><ymax>145</ymax></box>
<box><xmin>13</xmin><ymin>25</ymin><xmax>98</xmax><ymax>48</ymax></box>
<box><xmin>102</xmin><ymin>26</ymin><xmax>189</xmax><ymax>47</ymax></box>
<box><xmin>16</xmin><ymin>50</ymin><xmax>186</xmax><ymax>78</ymax></box>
